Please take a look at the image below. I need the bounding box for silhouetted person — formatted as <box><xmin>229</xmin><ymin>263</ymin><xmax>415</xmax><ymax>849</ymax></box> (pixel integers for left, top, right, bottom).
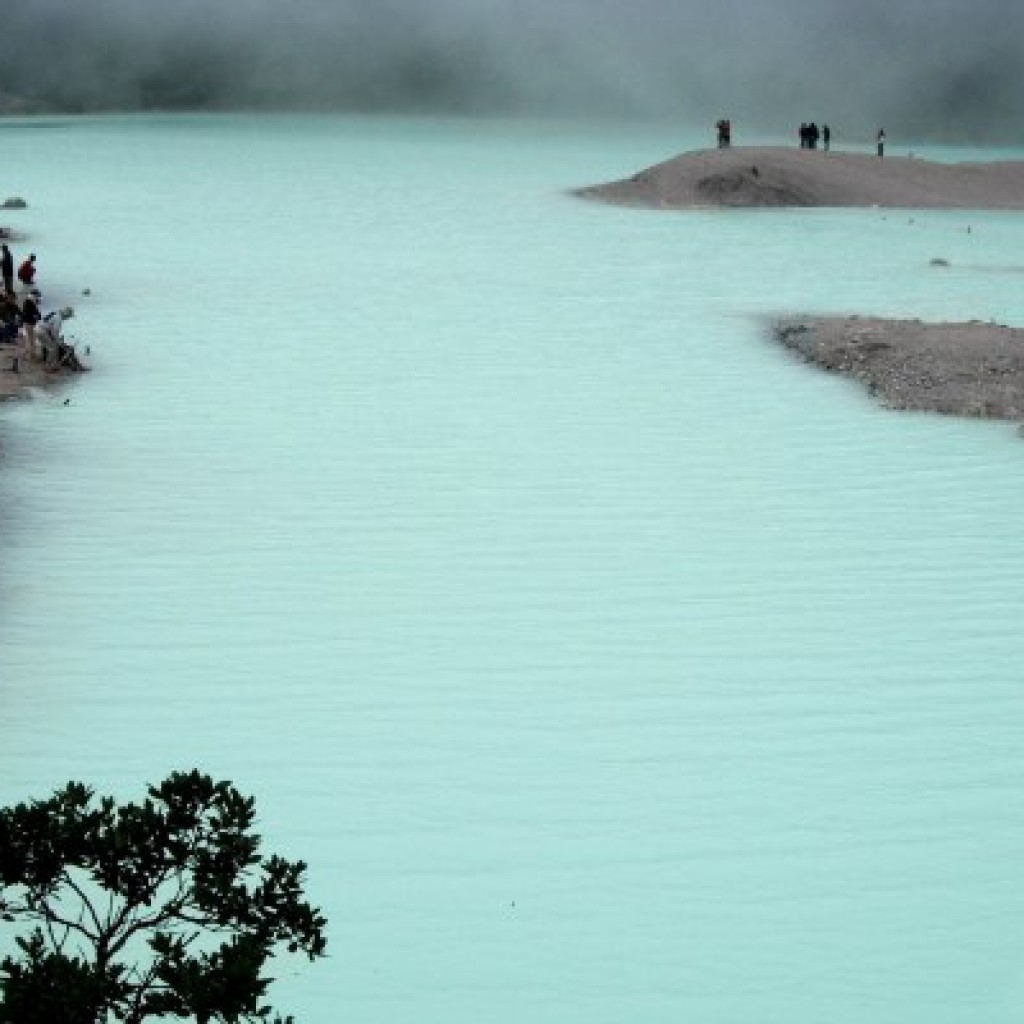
<box><xmin>822</xmin><ymin>124</ymin><xmax>831</xmax><ymax>151</ymax></box>
<box><xmin>877</xmin><ymin>128</ymin><xmax>885</xmax><ymax>157</ymax></box>
<box><xmin>799</xmin><ymin>123</ymin><xmax>808</xmax><ymax>149</ymax></box>
<box><xmin>809</xmin><ymin>122</ymin><xmax>820</xmax><ymax>149</ymax></box>
<box><xmin>0</xmin><ymin>313</ymin><xmax>17</xmax><ymax>346</ymax></box>
<box><xmin>0</xmin><ymin>291</ymin><xmax>19</xmax><ymax>346</ymax></box>
<box><xmin>20</xmin><ymin>292</ymin><xmax>40</xmax><ymax>358</ymax></box>
<box><xmin>0</xmin><ymin>244</ymin><xmax>12</xmax><ymax>294</ymax></box>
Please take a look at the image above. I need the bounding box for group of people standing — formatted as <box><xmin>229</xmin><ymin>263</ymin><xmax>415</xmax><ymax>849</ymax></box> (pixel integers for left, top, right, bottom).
<box><xmin>798</xmin><ymin>122</ymin><xmax>830</xmax><ymax>151</ymax></box>
<box><xmin>799</xmin><ymin>123</ymin><xmax>887</xmax><ymax>157</ymax></box>
<box><xmin>710</xmin><ymin>120</ymin><xmax>888</xmax><ymax>158</ymax></box>
<box><xmin>0</xmin><ymin>243</ymin><xmax>63</xmax><ymax>368</ymax></box>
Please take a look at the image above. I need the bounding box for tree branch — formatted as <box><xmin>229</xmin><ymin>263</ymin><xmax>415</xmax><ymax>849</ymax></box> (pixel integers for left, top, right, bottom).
<box><xmin>105</xmin><ymin>872</ymin><xmax>196</xmax><ymax>962</ymax></box>
<box><xmin>42</xmin><ymin>908</ymin><xmax>68</xmax><ymax>954</ymax></box>
<box><xmin>123</xmin><ymin>954</ymin><xmax>164</xmax><ymax>1024</ymax></box>
<box><xmin>63</xmin><ymin>872</ymin><xmax>104</xmax><ymax>937</ymax></box>
<box><xmin>35</xmin><ymin>893</ymin><xmax>97</xmax><ymax>947</ymax></box>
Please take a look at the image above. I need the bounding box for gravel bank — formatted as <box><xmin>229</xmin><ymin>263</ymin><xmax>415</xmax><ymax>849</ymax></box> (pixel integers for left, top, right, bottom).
<box><xmin>773</xmin><ymin>316</ymin><xmax>1024</xmax><ymax>421</ymax></box>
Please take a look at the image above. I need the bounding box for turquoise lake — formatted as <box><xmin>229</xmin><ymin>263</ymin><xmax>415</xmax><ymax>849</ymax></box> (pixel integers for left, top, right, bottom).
<box><xmin>1</xmin><ymin>114</ymin><xmax>1024</xmax><ymax>1022</ymax></box>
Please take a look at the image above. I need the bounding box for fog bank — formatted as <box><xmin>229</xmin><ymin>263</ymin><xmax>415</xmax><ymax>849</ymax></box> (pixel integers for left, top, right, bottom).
<box><xmin>2</xmin><ymin>0</ymin><xmax>1023</xmax><ymax>140</ymax></box>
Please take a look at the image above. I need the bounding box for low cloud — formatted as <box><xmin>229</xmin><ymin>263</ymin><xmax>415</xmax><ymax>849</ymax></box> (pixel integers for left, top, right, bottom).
<box><xmin>2</xmin><ymin>0</ymin><xmax>1023</xmax><ymax>140</ymax></box>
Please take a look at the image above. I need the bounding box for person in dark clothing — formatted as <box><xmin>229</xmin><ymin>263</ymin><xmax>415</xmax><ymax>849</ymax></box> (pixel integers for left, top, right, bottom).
<box><xmin>21</xmin><ymin>292</ymin><xmax>40</xmax><ymax>317</ymax></box>
<box><xmin>822</xmin><ymin>124</ymin><xmax>831</xmax><ymax>151</ymax></box>
<box><xmin>0</xmin><ymin>244</ymin><xmax>12</xmax><ymax>295</ymax></box>
<box><xmin>877</xmin><ymin>128</ymin><xmax>886</xmax><ymax>157</ymax></box>
<box><xmin>799</xmin><ymin>123</ymin><xmax>808</xmax><ymax>148</ymax></box>
<box><xmin>20</xmin><ymin>292</ymin><xmax>40</xmax><ymax>357</ymax></box>
<box><xmin>0</xmin><ymin>291</ymin><xmax>19</xmax><ymax>346</ymax></box>
<box><xmin>808</xmin><ymin>122</ymin><xmax>819</xmax><ymax>149</ymax></box>
<box><xmin>0</xmin><ymin>291</ymin><xmax>19</xmax><ymax>323</ymax></box>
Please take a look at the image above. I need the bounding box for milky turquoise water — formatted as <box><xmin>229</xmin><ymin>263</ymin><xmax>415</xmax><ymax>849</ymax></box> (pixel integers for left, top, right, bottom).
<box><xmin>2</xmin><ymin>115</ymin><xmax>1024</xmax><ymax>1022</ymax></box>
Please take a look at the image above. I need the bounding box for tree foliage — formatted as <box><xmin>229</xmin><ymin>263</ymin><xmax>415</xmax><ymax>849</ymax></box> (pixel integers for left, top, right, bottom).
<box><xmin>0</xmin><ymin>771</ymin><xmax>327</xmax><ymax>1024</ymax></box>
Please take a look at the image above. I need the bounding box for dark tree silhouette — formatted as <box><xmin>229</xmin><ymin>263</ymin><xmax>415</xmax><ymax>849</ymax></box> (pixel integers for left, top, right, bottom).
<box><xmin>0</xmin><ymin>771</ymin><xmax>327</xmax><ymax>1024</ymax></box>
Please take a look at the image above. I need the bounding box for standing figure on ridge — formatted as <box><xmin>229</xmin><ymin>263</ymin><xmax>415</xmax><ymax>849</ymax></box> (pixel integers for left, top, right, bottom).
<box><xmin>19</xmin><ymin>290</ymin><xmax>40</xmax><ymax>359</ymax></box>
<box><xmin>877</xmin><ymin>128</ymin><xmax>886</xmax><ymax>157</ymax></box>
<box><xmin>1</xmin><ymin>243</ymin><xmax>13</xmax><ymax>295</ymax></box>
<box><xmin>822</xmin><ymin>124</ymin><xmax>831</xmax><ymax>151</ymax></box>
<box><xmin>0</xmin><ymin>290</ymin><xmax>18</xmax><ymax>324</ymax></box>
<box><xmin>0</xmin><ymin>290</ymin><xmax>19</xmax><ymax>346</ymax></box>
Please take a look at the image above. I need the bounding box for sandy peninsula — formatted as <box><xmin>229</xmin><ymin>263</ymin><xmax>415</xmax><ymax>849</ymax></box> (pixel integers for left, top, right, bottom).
<box><xmin>773</xmin><ymin>317</ymin><xmax>1024</xmax><ymax>421</ymax></box>
<box><xmin>576</xmin><ymin>147</ymin><xmax>1024</xmax><ymax>426</ymax></box>
<box><xmin>575</xmin><ymin>146</ymin><xmax>1024</xmax><ymax>210</ymax></box>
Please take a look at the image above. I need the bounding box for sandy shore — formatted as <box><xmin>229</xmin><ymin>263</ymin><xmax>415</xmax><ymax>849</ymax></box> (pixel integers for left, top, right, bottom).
<box><xmin>575</xmin><ymin>147</ymin><xmax>1024</xmax><ymax>210</ymax></box>
<box><xmin>0</xmin><ymin>207</ymin><xmax>87</xmax><ymax>400</ymax></box>
<box><xmin>772</xmin><ymin>316</ymin><xmax>1024</xmax><ymax>421</ymax></box>
<box><xmin>0</xmin><ymin>342</ymin><xmax>83</xmax><ymax>400</ymax></box>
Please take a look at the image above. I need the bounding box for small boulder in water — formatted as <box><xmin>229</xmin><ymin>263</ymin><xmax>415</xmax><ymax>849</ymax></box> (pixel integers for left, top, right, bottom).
<box><xmin>929</xmin><ymin>258</ymin><xmax>950</xmax><ymax>268</ymax></box>
<box><xmin>1</xmin><ymin>197</ymin><xmax>27</xmax><ymax>209</ymax></box>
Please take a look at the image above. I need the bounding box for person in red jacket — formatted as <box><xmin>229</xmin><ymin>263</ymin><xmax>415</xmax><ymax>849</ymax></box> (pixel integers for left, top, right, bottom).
<box><xmin>17</xmin><ymin>253</ymin><xmax>36</xmax><ymax>289</ymax></box>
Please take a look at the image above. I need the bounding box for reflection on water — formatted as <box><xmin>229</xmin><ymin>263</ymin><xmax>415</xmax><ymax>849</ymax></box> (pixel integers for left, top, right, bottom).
<box><xmin>963</xmin><ymin>263</ymin><xmax>1024</xmax><ymax>274</ymax></box>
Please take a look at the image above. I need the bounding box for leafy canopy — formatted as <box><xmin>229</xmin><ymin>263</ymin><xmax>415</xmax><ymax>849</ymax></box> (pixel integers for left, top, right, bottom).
<box><xmin>0</xmin><ymin>771</ymin><xmax>327</xmax><ymax>1024</ymax></box>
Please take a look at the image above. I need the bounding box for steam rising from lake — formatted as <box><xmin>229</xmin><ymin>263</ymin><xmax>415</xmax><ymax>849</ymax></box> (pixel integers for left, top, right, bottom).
<box><xmin>3</xmin><ymin>0</ymin><xmax>1024</xmax><ymax>139</ymax></box>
